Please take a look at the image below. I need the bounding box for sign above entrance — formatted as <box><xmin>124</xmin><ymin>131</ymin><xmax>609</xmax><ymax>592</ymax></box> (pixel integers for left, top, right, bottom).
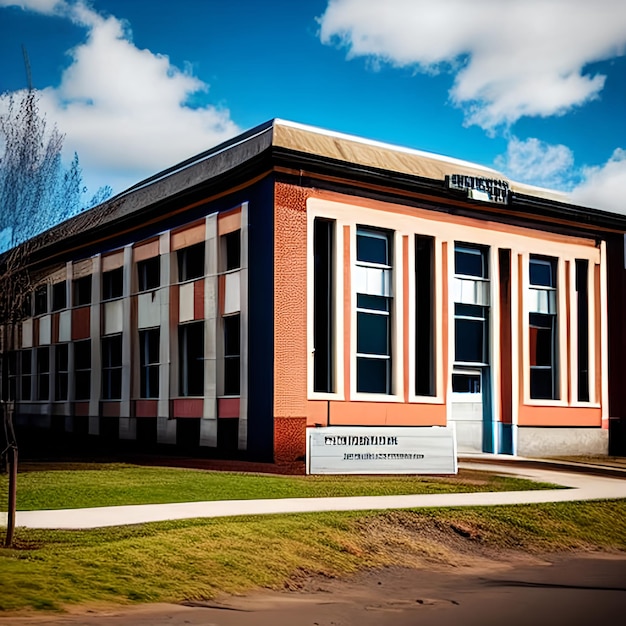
<box><xmin>307</xmin><ymin>426</ymin><xmax>457</xmax><ymax>475</ymax></box>
<box><xmin>446</xmin><ymin>174</ymin><xmax>510</xmax><ymax>204</ymax></box>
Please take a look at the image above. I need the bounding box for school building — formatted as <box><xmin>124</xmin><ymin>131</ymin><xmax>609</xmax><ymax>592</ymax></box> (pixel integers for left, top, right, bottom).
<box><xmin>4</xmin><ymin>119</ymin><xmax>626</xmax><ymax>466</ymax></box>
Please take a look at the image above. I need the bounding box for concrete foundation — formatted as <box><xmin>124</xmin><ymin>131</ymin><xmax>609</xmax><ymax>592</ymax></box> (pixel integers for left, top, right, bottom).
<box><xmin>516</xmin><ymin>427</ymin><xmax>608</xmax><ymax>457</ymax></box>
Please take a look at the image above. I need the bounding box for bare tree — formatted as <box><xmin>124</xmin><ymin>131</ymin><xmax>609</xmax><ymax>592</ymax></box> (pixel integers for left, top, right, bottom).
<box><xmin>0</xmin><ymin>87</ymin><xmax>111</xmax><ymax>547</ymax></box>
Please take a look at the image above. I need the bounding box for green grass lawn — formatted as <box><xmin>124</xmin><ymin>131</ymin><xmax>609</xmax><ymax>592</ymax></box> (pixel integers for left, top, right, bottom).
<box><xmin>0</xmin><ymin>500</ymin><xmax>625</xmax><ymax>613</ymax></box>
<box><xmin>0</xmin><ymin>462</ymin><xmax>560</xmax><ymax>511</ymax></box>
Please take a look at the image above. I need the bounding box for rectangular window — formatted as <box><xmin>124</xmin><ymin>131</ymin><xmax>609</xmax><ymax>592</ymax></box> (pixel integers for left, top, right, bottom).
<box><xmin>576</xmin><ymin>259</ymin><xmax>589</xmax><ymax>402</ymax></box>
<box><xmin>313</xmin><ymin>218</ymin><xmax>334</xmax><ymax>393</ymax></box>
<box><xmin>179</xmin><ymin>322</ymin><xmax>204</xmax><ymax>396</ymax></box>
<box><xmin>74</xmin><ymin>340</ymin><xmax>91</xmax><ymax>400</ymax></box>
<box><xmin>20</xmin><ymin>350</ymin><xmax>32</xmax><ymax>401</ymax></box>
<box><xmin>529</xmin><ymin>256</ymin><xmax>558</xmax><ymax>400</ymax></box>
<box><xmin>36</xmin><ymin>347</ymin><xmax>50</xmax><ymax>401</ymax></box>
<box><xmin>5</xmin><ymin>352</ymin><xmax>17</xmax><ymax>402</ymax></box>
<box><xmin>55</xmin><ymin>344</ymin><xmax>69</xmax><ymax>401</ymax></box>
<box><xmin>356</xmin><ymin>228</ymin><xmax>392</xmax><ymax>394</ymax></box>
<box><xmin>102</xmin><ymin>268</ymin><xmax>124</xmax><ymax>301</ymax></box>
<box><xmin>73</xmin><ymin>275</ymin><xmax>92</xmax><ymax>306</ymax></box>
<box><xmin>455</xmin><ymin>304</ymin><xmax>488</xmax><ymax>364</ymax></box>
<box><xmin>454</xmin><ymin>244</ymin><xmax>489</xmax><ymax>367</ymax></box>
<box><xmin>102</xmin><ymin>335</ymin><xmax>122</xmax><ymax>399</ymax></box>
<box><xmin>137</xmin><ymin>257</ymin><xmax>160</xmax><ymax>292</ymax></box>
<box><xmin>139</xmin><ymin>328</ymin><xmax>160</xmax><ymax>398</ymax></box>
<box><xmin>223</xmin><ymin>314</ymin><xmax>240</xmax><ymax>396</ymax></box>
<box><xmin>52</xmin><ymin>281</ymin><xmax>67</xmax><ymax>311</ymax></box>
<box><xmin>223</xmin><ymin>230</ymin><xmax>241</xmax><ymax>271</ymax></box>
<box><xmin>415</xmin><ymin>235</ymin><xmax>435</xmax><ymax>396</ymax></box>
<box><xmin>34</xmin><ymin>284</ymin><xmax>48</xmax><ymax>316</ymax></box>
<box><xmin>178</xmin><ymin>242</ymin><xmax>205</xmax><ymax>282</ymax></box>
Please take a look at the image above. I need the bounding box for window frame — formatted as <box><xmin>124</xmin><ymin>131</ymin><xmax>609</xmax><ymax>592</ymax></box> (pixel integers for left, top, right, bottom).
<box><xmin>139</xmin><ymin>328</ymin><xmax>160</xmax><ymax>399</ymax></box>
<box><xmin>101</xmin><ymin>334</ymin><xmax>123</xmax><ymax>400</ymax></box>
<box><xmin>355</xmin><ymin>227</ymin><xmax>394</xmax><ymax>396</ymax></box>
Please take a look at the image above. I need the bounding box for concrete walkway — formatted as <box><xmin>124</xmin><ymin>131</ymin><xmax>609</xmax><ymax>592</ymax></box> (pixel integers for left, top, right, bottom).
<box><xmin>4</xmin><ymin>462</ymin><xmax>626</xmax><ymax>530</ymax></box>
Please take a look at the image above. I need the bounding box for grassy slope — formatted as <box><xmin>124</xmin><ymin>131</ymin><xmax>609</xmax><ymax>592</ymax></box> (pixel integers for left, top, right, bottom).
<box><xmin>1</xmin><ymin>500</ymin><xmax>625</xmax><ymax>612</ymax></box>
<box><xmin>0</xmin><ymin>463</ymin><xmax>558</xmax><ymax>511</ymax></box>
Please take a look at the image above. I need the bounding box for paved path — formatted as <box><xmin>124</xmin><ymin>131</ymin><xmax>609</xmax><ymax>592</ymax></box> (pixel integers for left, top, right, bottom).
<box><xmin>4</xmin><ymin>462</ymin><xmax>626</xmax><ymax>530</ymax></box>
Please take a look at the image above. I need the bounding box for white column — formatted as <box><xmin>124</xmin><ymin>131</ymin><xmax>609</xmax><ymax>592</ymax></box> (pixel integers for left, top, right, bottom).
<box><xmin>89</xmin><ymin>255</ymin><xmax>101</xmax><ymax>435</ymax></box>
<box><xmin>238</xmin><ymin>202</ymin><xmax>249</xmax><ymax>451</ymax></box>
<box><xmin>119</xmin><ymin>245</ymin><xmax>135</xmax><ymax>439</ymax></box>
<box><xmin>201</xmin><ymin>213</ymin><xmax>219</xmax><ymax>447</ymax></box>
<box><xmin>157</xmin><ymin>232</ymin><xmax>176</xmax><ymax>444</ymax></box>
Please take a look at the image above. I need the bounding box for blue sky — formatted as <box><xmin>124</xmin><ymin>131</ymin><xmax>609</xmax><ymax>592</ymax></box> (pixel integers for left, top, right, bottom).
<box><xmin>1</xmin><ymin>0</ymin><xmax>625</xmax><ymax>213</ymax></box>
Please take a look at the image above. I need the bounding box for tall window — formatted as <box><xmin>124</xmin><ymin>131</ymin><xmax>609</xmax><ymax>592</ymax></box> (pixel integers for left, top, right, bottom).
<box><xmin>102</xmin><ymin>335</ymin><xmax>123</xmax><ymax>399</ymax></box>
<box><xmin>178</xmin><ymin>242</ymin><xmax>205</xmax><ymax>282</ymax></box>
<box><xmin>137</xmin><ymin>257</ymin><xmax>160</xmax><ymax>292</ymax></box>
<box><xmin>454</xmin><ymin>245</ymin><xmax>489</xmax><ymax>366</ymax></box>
<box><xmin>313</xmin><ymin>218</ymin><xmax>334</xmax><ymax>393</ymax></box>
<box><xmin>55</xmin><ymin>344</ymin><xmax>69</xmax><ymax>401</ymax></box>
<box><xmin>139</xmin><ymin>328</ymin><xmax>160</xmax><ymax>398</ymax></box>
<box><xmin>34</xmin><ymin>284</ymin><xmax>48</xmax><ymax>316</ymax></box>
<box><xmin>529</xmin><ymin>256</ymin><xmax>558</xmax><ymax>400</ymax></box>
<box><xmin>52</xmin><ymin>281</ymin><xmax>67</xmax><ymax>311</ymax></box>
<box><xmin>355</xmin><ymin>228</ymin><xmax>392</xmax><ymax>394</ymax></box>
<box><xmin>73</xmin><ymin>275</ymin><xmax>92</xmax><ymax>306</ymax></box>
<box><xmin>21</xmin><ymin>350</ymin><xmax>32</xmax><ymax>401</ymax></box>
<box><xmin>223</xmin><ymin>230</ymin><xmax>241</xmax><ymax>271</ymax></box>
<box><xmin>74</xmin><ymin>340</ymin><xmax>91</xmax><ymax>400</ymax></box>
<box><xmin>223</xmin><ymin>314</ymin><xmax>240</xmax><ymax>396</ymax></box>
<box><xmin>103</xmin><ymin>268</ymin><xmax>123</xmax><ymax>300</ymax></box>
<box><xmin>576</xmin><ymin>259</ymin><xmax>589</xmax><ymax>402</ymax></box>
<box><xmin>36</xmin><ymin>347</ymin><xmax>50</xmax><ymax>401</ymax></box>
<box><xmin>415</xmin><ymin>235</ymin><xmax>435</xmax><ymax>396</ymax></box>
<box><xmin>179</xmin><ymin>322</ymin><xmax>204</xmax><ymax>396</ymax></box>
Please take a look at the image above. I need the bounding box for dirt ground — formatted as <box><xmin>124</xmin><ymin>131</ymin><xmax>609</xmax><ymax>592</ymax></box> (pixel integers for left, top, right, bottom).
<box><xmin>3</xmin><ymin>553</ymin><xmax>625</xmax><ymax>626</ymax></box>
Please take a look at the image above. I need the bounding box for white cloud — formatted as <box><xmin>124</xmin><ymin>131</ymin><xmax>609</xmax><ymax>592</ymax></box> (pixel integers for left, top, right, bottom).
<box><xmin>0</xmin><ymin>0</ymin><xmax>63</xmax><ymax>14</ymax></box>
<box><xmin>319</xmin><ymin>0</ymin><xmax>626</xmax><ymax>129</ymax></box>
<box><xmin>570</xmin><ymin>149</ymin><xmax>626</xmax><ymax>214</ymax></box>
<box><xmin>495</xmin><ymin>137</ymin><xmax>576</xmax><ymax>190</ymax></box>
<box><xmin>1</xmin><ymin>0</ymin><xmax>240</xmax><ymax>192</ymax></box>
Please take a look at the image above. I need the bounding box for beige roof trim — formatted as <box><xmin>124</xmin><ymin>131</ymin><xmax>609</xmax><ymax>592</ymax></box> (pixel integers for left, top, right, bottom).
<box><xmin>272</xmin><ymin>120</ymin><xmax>569</xmax><ymax>203</ymax></box>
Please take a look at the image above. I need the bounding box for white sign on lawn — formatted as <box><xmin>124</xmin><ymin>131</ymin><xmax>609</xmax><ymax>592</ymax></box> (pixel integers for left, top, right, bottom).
<box><xmin>307</xmin><ymin>426</ymin><xmax>457</xmax><ymax>475</ymax></box>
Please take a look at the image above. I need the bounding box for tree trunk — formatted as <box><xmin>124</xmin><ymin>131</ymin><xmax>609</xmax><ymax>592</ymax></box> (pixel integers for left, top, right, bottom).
<box><xmin>4</xmin><ymin>443</ymin><xmax>17</xmax><ymax>547</ymax></box>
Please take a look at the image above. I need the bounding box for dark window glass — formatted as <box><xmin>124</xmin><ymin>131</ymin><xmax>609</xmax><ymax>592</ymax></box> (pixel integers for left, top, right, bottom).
<box><xmin>103</xmin><ymin>267</ymin><xmax>124</xmax><ymax>300</ymax></box>
<box><xmin>178</xmin><ymin>242</ymin><xmax>205</xmax><ymax>282</ymax></box>
<box><xmin>52</xmin><ymin>281</ymin><xmax>67</xmax><ymax>311</ymax></box>
<box><xmin>576</xmin><ymin>259</ymin><xmax>589</xmax><ymax>402</ymax></box>
<box><xmin>356</xmin><ymin>294</ymin><xmax>389</xmax><ymax>311</ymax></box>
<box><xmin>452</xmin><ymin>373</ymin><xmax>481</xmax><ymax>393</ymax></box>
<box><xmin>356</xmin><ymin>358</ymin><xmax>389</xmax><ymax>395</ymax></box>
<box><xmin>74</xmin><ymin>340</ymin><xmax>91</xmax><ymax>400</ymax></box>
<box><xmin>102</xmin><ymin>335</ymin><xmax>123</xmax><ymax>399</ymax></box>
<box><xmin>73</xmin><ymin>275</ymin><xmax>92</xmax><ymax>306</ymax></box>
<box><xmin>34</xmin><ymin>285</ymin><xmax>48</xmax><ymax>316</ymax></box>
<box><xmin>455</xmin><ymin>304</ymin><xmax>487</xmax><ymax>364</ymax></box>
<box><xmin>224</xmin><ymin>230</ymin><xmax>241</xmax><ymax>271</ymax></box>
<box><xmin>529</xmin><ymin>312</ymin><xmax>557</xmax><ymax>399</ymax></box>
<box><xmin>55</xmin><ymin>344</ymin><xmax>69</xmax><ymax>401</ymax></box>
<box><xmin>357</xmin><ymin>312</ymin><xmax>389</xmax><ymax>355</ymax></box>
<box><xmin>223</xmin><ymin>314</ymin><xmax>240</xmax><ymax>396</ymax></box>
<box><xmin>137</xmin><ymin>257</ymin><xmax>160</xmax><ymax>292</ymax></box>
<box><xmin>357</xmin><ymin>229</ymin><xmax>390</xmax><ymax>265</ymax></box>
<box><xmin>529</xmin><ymin>257</ymin><xmax>556</xmax><ymax>287</ymax></box>
<box><xmin>415</xmin><ymin>235</ymin><xmax>435</xmax><ymax>396</ymax></box>
<box><xmin>455</xmin><ymin>246</ymin><xmax>486</xmax><ymax>277</ymax></box>
<box><xmin>313</xmin><ymin>219</ymin><xmax>334</xmax><ymax>393</ymax></box>
<box><xmin>21</xmin><ymin>350</ymin><xmax>32</xmax><ymax>401</ymax></box>
<box><xmin>179</xmin><ymin>322</ymin><xmax>204</xmax><ymax>396</ymax></box>
<box><xmin>37</xmin><ymin>347</ymin><xmax>50</xmax><ymax>401</ymax></box>
<box><xmin>139</xmin><ymin>328</ymin><xmax>160</xmax><ymax>398</ymax></box>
